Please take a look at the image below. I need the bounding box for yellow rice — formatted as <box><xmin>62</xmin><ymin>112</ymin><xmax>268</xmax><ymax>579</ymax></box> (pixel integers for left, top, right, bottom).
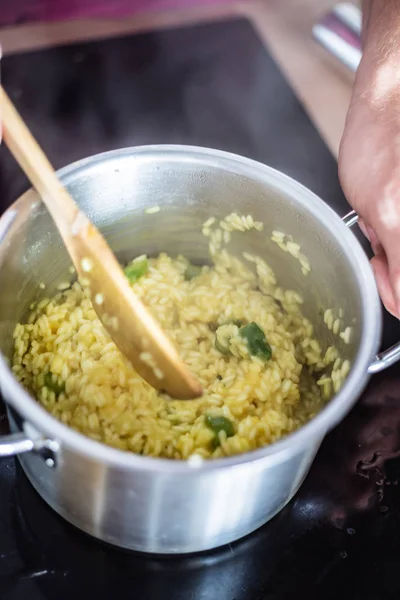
<box><xmin>11</xmin><ymin>214</ymin><xmax>347</xmax><ymax>461</ymax></box>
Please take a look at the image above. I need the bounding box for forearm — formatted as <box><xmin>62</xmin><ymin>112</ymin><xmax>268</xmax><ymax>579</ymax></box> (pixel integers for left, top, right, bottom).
<box><xmin>352</xmin><ymin>1</ymin><xmax>400</xmax><ymax>110</ymax></box>
<box><xmin>361</xmin><ymin>1</ymin><xmax>400</xmax><ymax>60</ymax></box>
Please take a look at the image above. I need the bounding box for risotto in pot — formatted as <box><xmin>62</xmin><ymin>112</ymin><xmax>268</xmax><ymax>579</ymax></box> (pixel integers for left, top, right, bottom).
<box><xmin>11</xmin><ymin>213</ymin><xmax>350</xmax><ymax>460</ymax></box>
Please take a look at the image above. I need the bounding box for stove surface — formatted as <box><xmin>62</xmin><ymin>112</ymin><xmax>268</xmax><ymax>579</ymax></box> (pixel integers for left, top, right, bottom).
<box><xmin>1</xmin><ymin>17</ymin><xmax>400</xmax><ymax>600</ymax></box>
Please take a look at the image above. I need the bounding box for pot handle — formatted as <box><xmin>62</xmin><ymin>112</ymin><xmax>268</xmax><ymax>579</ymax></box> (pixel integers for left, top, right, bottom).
<box><xmin>0</xmin><ymin>432</ymin><xmax>35</xmax><ymax>456</ymax></box>
<box><xmin>0</xmin><ymin>422</ymin><xmax>58</xmax><ymax>464</ymax></box>
<box><xmin>343</xmin><ymin>209</ymin><xmax>400</xmax><ymax>373</ymax></box>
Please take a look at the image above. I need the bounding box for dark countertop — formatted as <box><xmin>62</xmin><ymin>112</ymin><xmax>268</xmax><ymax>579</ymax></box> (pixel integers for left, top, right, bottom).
<box><xmin>1</xmin><ymin>17</ymin><xmax>400</xmax><ymax>600</ymax></box>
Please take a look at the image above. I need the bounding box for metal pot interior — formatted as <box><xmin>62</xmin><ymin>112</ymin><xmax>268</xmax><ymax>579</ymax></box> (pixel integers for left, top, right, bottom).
<box><xmin>0</xmin><ymin>148</ymin><xmax>364</xmax><ymax>400</ymax></box>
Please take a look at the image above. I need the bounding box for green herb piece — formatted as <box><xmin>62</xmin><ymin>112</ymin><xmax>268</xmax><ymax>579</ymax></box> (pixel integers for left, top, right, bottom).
<box><xmin>184</xmin><ymin>264</ymin><xmax>203</xmax><ymax>281</ymax></box>
<box><xmin>205</xmin><ymin>415</ymin><xmax>235</xmax><ymax>445</ymax></box>
<box><xmin>123</xmin><ymin>258</ymin><xmax>148</xmax><ymax>283</ymax></box>
<box><xmin>239</xmin><ymin>322</ymin><xmax>272</xmax><ymax>360</ymax></box>
<box><xmin>44</xmin><ymin>372</ymin><xmax>65</xmax><ymax>396</ymax></box>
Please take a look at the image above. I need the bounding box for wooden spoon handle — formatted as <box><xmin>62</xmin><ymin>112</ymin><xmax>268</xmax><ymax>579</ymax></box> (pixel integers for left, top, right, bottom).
<box><xmin>0</xmin><ymin>86</ymin><xmax>202</xmax><ymax>400</ymax></box>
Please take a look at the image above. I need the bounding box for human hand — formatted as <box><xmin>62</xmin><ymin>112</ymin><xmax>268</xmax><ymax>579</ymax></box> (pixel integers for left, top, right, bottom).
<box><xmin>339</xmin><ymin>84</ymin><xmax>400</xmax><ymax>317</ymax></box>
<box><xmin>339</xmin><ymin>2</ymin><xmax>400</xmax><ymax>318</ymax></box>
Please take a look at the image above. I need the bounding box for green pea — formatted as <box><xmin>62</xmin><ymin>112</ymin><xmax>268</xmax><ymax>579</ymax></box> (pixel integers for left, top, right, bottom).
<box><xmin>184</xmin><ymin>264</ymin><xmax>203</xmax><ymax>281</ymax></box>
<box><xmin>205</xmin><ymin>415</ymin><xmax>235</xmax><ymax>443</ymax></box>
<box><xmin>44</xmin><ymin>372</ymin><xmax>65</xmax><ymax>396</ymax></box>
<box><xmin>214</xmin><ymin>324</ymin><xmax>236</xmax><ymax>356</ymax></box>
<box><xmin>215</xmin><ymin>337</ymin><xmax>230</xmax><ymax>355</ymax></box>
<box><xmin>123</xmin><ymin>258</ymin><xmax>148</xmax><ymax>283</ymax></box>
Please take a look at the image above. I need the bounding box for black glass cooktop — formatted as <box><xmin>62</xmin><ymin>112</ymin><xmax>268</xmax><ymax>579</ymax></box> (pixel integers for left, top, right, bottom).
<box><xmin>1</xmin><ymin>17</ymin><xmax>400</xmax><ymax>600</ymax></box>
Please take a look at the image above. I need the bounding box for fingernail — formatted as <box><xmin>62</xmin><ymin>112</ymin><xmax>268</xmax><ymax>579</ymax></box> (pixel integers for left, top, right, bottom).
<box><xmin>395</xmin><ymin>278</ymin><xmax>400</xmax><ymax>317</ymax></box>
<box><xmin>367</xmin><ymin>226</ymin><xmax>383</xmax><ymax>255</ymax></box>
<box><xmin>358</xmin><ymin>221</ymin><xmax>382</xmax><ymax>253</ymax></box>
<box><xmin>358</xmin><ymin>220</ymin><xmax>370</xmax><ymax>241</ymax></box>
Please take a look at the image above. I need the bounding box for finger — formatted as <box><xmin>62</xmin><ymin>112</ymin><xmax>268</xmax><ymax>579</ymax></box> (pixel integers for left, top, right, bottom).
<box><xmin>368</xmin><ymin>198</ymin><xmax>400</xmax><ymax>316</ymax></box>
<box><xmin>359</xmin><ymin>217</ymin><xmax>393</xmax><ymax>312</ymax></box>
<box><xmin>371</xmin><ymin>253</ymin><xmax>398</xmax><ymax>317</ymax></box>
<box><xmin>358</xmin><ymin>218</ymin><xmax>383</xmax><ymax>255</ymax></box>
<box><xmin>358</xmin><ymin>218</ymin><xmax>370</xmax><ymax>241</ymax></box>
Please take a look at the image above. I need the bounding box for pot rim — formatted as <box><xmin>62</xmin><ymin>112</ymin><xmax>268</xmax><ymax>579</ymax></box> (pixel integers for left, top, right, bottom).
<box><xmin>0</xmin><ymin>144</ymin><xmax>382</xmax><ymax>472</ymax></box>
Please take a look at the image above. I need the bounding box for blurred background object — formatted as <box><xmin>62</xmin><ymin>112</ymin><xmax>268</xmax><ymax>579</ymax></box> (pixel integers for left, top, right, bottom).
<box><xmin>313</xmin><ymin>2</ymin><xmax>361</xmax><ymax>73</ymax></box>
<box><xmin>0</xmin><ymin>1</ymin><xmax>359</xmax><ymax>158</ymax></box>
<box><xmin>0</xmin><ymin>0</ymin><xmax>236</xmax><ymax>25</ymax></box>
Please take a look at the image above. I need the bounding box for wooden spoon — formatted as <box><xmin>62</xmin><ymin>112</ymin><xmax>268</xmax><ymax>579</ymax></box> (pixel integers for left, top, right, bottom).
<box><xmin>0</xmin><ymin>86</ymin><xmax>202</xmax><ymax>400</ymax></box>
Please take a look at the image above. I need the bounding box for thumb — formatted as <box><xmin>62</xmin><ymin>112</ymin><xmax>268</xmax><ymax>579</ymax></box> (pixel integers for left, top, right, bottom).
<box><xmin>357</xmin><ymin>218</ymin><xmax>396</xmax><ymax>313</ymax></box>
<box><xmin>371</xmin><ymin>252</ymin><xmax>398</xmax><ymax>317</ymax></box>
<box><xmin>371</xmin><ymin>212</ymin><xmax>400</xmax><ymax>317</ymax></box>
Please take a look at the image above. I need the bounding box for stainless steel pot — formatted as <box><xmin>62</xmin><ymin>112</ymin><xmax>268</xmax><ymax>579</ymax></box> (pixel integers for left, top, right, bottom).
<box><xmin>0</xmin><ymin>145</ymin><xmax>398</xmax><ymax>554</ymax></box>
